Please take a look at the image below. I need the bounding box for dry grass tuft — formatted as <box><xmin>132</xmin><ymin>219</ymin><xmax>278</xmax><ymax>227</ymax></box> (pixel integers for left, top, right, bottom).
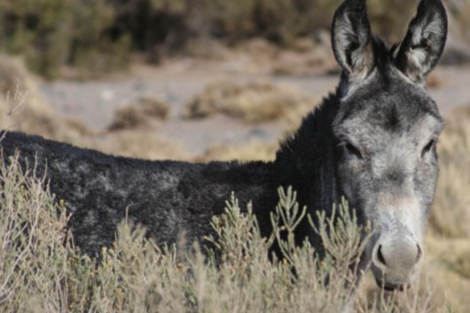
<box><xmin>431</xmin><ymin>115</ymin><xmax>470</xmax><ymax>238</ymax></box>
<box><xmin>271</xmin><ymin>37</ymin><xmax>337</xmax><ymax>76</ymax></box>
<box><xmin>0</xmin><ymin>56</ymin><xmax>186</xmax><ymax>162</ymax></box>
<box><xmin>0</xmin><ymin>155</ymin><xmax>73</xmax><ymax>312</ymax></box>
<box><xmin>450</xmin><ymin>104</ymin><xmax>470</xmax><ymax>118</ymax></box>
<box><xmin>440</xmin><ymin>240</ymin><xmax>470</xmax><ymax>280</ymax></box>
<box><xmin>0</xmin><ymin>55</ymin><xmax>81</xmax><ymax>141</ymax></box>
<box><xmin>271</xmin><ymin>51</ymin><xmax>334</xmax><ymax>76</ymax></box>
<box><xmin>184</xmin><ymin>81</ymin><xmax>320</xmax><ymax>123</ymax></box>
<box><xmin>355</xmin><ymin>272</ymin><xmax>448</xmax><ymax>313</ymax></box>
<box><xmin>427</xmin><ymin>72</ymin><xmax>445</xmax><ymax>89</ymax></box>
<box><xmin>108</xmin><ymin>97</ymin><xmax>170</xmax><ymax>131</ymax></box>
<box><xmin>64</xmin><ymin>118</ymin><xmax>97</xmax><ymax>137</ymax></box>
<box><xmin>424</xmin><ymin>237</ymin><xmax>470</xmax><ymax>311</ymax></box>
<box><xmin>86</xmin><ymin>130</ymin><xmax>188</xmax><ymax>161</ymax></box>
<box><xmin>198</xmin><ymin>141</ymin><xmax>278</xmax><ymax>162</ymax></box>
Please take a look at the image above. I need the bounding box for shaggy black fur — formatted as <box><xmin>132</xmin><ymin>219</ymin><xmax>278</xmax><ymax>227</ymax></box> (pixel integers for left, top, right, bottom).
<box><xmin>0</xmin><ymin>90</ymin><xmax>340</xmax><ymax>257</ymax></box>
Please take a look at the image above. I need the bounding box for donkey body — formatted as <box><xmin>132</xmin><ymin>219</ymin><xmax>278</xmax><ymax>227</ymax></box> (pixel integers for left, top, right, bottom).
<box><xmin>2</xmin><ymin>133</ymin><xmax>281</xmax><ymax>254</ymax></box>
<box><xmin>1</xmin><ymin>0</ymin><xmax>447</xmax><ymax>290</ymax></box>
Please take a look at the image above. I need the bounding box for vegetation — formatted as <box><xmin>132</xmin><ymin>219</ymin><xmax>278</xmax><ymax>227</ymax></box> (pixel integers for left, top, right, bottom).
<box><xmin>108</xmin><ymin>97</ymin><xmax>170</xmax><ymax>131</ymax></box>
<box><xmin>198</xmin><ymin>141</ymin><xmax>278</xmax><ymax>163</ymax></box>
<box><xmin>184</xmin><ymin>81</ymin><xmax>319</xmax><ymax>123</ymax></box>
<box><xmin>0</xmin><ymin>55</ymin><xmax>79</xmax><ymax>141</ymax></box>
<box><xmin>0</xmin><ymin>156</ymin><xmax>458</xmax><ymax>312</ymax></box>
<box><xmin>432</xmin><ymin>116</ymin><xmax>470</xmax><ymax>238</ymax></box>
<box><xmin>0</xmin><ymin>0</ymin><xmax>130</xmax><ymax>78</ymax></box>
<box><xmin>2</xmin><ymin>0</ymin><xmax>467</xmax><ymax>78</ymax></box>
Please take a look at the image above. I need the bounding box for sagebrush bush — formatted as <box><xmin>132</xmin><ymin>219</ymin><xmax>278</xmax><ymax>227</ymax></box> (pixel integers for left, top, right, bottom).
<box><xmin>0</xmin><ymin>155</ymin><xmax>455</xmax><ymax>312</ymax></box>
<box><xmin>0</xmin><ymin>154</ymin><xmax>71</xmax><ymax>311</ymax></box>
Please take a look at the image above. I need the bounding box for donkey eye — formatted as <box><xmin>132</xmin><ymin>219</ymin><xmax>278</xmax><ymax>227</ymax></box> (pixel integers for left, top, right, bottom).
<box><xmin>343</xmin><ymin>142</ymin><xmax>363</xmax><ymax>159</ymax></box>
<box><xmin>422</xmin><ymin>139</ymin><xmax>437</xmax><ymax>157</ymax></box>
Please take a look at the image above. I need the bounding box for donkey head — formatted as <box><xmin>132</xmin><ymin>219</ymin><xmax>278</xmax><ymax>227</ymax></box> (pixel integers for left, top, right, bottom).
<box><xmin>331</xmin><ymin>0</ymin><xmax>447</xmax><ymax>290</ymax></box>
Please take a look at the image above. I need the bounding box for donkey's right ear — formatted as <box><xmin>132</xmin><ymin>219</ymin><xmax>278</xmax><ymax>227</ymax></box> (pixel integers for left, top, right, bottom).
<box><xmin>332</xmin><ymin>0</ymin><xmax>374</xmax><ymax>81</ymax></box>
<box><xmin>395</xmin><ymin>0</ymin><xmax>447</xmax><ymax>84</ymax></box>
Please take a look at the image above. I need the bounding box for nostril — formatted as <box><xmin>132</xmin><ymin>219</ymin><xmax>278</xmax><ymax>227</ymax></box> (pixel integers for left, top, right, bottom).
<box><xmin>377</xmin><ymin>245</ymin><xmax>387</xmax><ymax>266</ymax></box>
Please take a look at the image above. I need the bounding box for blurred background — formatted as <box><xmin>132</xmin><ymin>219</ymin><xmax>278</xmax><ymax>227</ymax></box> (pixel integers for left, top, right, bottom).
<box><xmin>0</xmin><ymin>0</ymin><xmax>469</xmax><ymax>310</ymax></box>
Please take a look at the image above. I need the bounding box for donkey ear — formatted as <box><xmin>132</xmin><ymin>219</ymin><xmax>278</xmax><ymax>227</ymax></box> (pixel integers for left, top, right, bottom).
<box><xmin>395</xmin><ymin>0</ymin><xmax>447</xmax><ymax>84</ymax></box>
<box><xmin>331</xmin><ymin>0</ymin><xmax>374</xmax><ymax>81</ymax></box>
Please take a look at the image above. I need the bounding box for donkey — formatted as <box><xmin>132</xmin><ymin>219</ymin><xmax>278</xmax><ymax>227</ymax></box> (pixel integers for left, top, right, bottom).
<box><xmin>1</xmin><ymin>0</ymin><xmax>447</xmax><ymax>291</ymax></box>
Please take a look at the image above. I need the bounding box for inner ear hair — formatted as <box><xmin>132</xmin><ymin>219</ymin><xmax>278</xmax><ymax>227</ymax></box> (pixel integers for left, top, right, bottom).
<box><xmin>395</xmin><ymin>0</ymin><xmax>448</xmax><ymax>84</ymax></box>
<box><xmin>331</xmin><ymin>0</ymin><xmax>375</xmax><ymax>82</ymax></box>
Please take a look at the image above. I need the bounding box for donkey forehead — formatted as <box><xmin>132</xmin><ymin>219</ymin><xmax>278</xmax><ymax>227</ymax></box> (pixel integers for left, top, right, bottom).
<box><xmin>334</xmin><ymin>87</ymin><xmax>443</xmax><ymax>147</ymax></box>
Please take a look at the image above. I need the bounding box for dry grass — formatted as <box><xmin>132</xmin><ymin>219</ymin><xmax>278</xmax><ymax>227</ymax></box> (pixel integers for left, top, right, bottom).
<box><xmin>450</xmin><ymin>104</ymin><xmax>470</xmax><ymax>119</ymax></box>
<box><xmin>427</xmin><ymin>72</ymin><xmax>445</xmax><ymax>89</ymax></box>
<box><xmin>108</xmin><ymin>97</ymin><xmax>170</xmax><ymax>131</ymax></box>
<box><xmin>0</xmin><ymin>55</ymin><xmax>81</xmax><ymax>142</ymax></box>
<box><xmin>0</xmin><ymin>56</ymin><xmax>186</xmax><ymax>162</ymax></box>
<box><xmin>86</xmin><ymin>130</ymin><xmax>188</xmax><ymax>161</ymax></box>
<box><xmin>0</xmin><ymin>157</ymin><xmax>458</xmax><ymax>312</ymax></box>
<box><xmin>184</xmin><ymin>81</ymin><xmax>320</xmax><ymax>123</ymax></box>
<box><xmin>355</xmin><ymin>273</ymin><xmax>447</xmax><ymax>313</ymax></box>
<box><xmin>0</xmin><ymin>155</ymin><xmax>73</xmax><ymax>312</ymax></box>
<box><xmin>431</xmin><ymin>115</ymin><xmax>470</xmax><ymax>238</ymax></box>
<box><xmin>230</xmin><ymin>37</ymin><xmax>337</xmax><ymax>76</ymax></box>
<box><xmin>424</xmin><ymin>237</ymin><xmax>470</xmax><ymax>311</ymax></box>
<box><xmin>197</xmin><ymin>141</ymin><xmax>278</xmax><ymax>162</ymax></box>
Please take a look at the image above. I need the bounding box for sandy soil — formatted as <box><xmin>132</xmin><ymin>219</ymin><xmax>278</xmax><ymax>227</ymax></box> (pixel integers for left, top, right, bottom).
<box><xmin>40</xmin><ymin>59</ymin><xmax>470</xmax><ymax>157</ymax></box>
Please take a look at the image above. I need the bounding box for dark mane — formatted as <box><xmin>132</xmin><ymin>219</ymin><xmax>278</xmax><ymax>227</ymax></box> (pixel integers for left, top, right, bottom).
<box><xmin>275</xmin><ymin>91</ymin><xmax>343</xmax><ymax>239</ymax></box>
<box><xmin>277</xmin><ymin>92</ymin><xmax>340</xmax><ymax>161</ymax></box>
<box><xmin>372</xmin><ymin>36</ymin><xmax>396</xmax><ymax>69</ymax></box>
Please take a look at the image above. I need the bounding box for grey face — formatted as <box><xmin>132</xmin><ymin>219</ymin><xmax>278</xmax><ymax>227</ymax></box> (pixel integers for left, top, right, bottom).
<box><xmin>331</xmin><ymin>0</ymin><xmax>447</xmax><ymax>290</ymax></box>
<box><xmin>334</xmin><ymin>82</ymin><xmax>443</xmax><ymax>289</ymax></box>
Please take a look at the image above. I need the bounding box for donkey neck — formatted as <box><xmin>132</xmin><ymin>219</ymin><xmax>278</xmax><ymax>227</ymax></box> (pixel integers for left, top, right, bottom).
<box><xmin>274</xmin><ymin>91</ymin><xmax>342</xmax><ymax>214</ymax></box>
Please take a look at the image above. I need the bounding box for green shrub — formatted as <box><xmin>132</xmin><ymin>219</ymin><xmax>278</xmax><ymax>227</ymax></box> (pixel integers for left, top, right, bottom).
<box><xmin>0</xmin><ymin>0</ymin><xmax>131</xmax><ymax>78</ymax></box>
<box><xmin>0</xmin><ymin>0</ymin><xmax>450</xmax><ymax>78</ymax></box>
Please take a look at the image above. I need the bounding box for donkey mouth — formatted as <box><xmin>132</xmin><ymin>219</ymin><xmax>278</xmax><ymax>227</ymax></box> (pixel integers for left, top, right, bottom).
<box><xmin>374</xmin><ymin>278</ymin><xmax>410</xmax><ymax>291</ymax></box>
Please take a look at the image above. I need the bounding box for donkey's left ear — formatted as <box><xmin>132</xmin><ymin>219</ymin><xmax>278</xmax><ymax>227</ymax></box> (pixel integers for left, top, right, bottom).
<box><xmin>331</xmin><ymin>0</ymin><xmax>374</xmax><ymax>82</ymax></box>
<box><xmin>395</xmin><ymin>0</ymin><xmax>447</xmax><ymax>84</ymax></box>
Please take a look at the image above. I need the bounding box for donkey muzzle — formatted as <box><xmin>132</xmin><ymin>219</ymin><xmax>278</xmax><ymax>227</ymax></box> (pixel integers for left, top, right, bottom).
<box><xmin>370</xmin><ymin>235</ymin><xmax>424</xmax><ymax>290</ymax></box>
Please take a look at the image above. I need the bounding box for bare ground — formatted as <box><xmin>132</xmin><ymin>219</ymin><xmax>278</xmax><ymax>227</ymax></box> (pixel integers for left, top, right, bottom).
<box><xmin>41</xmin><ymin>57</ymin><xmax>470</xmax><ymax>157</ymax></box>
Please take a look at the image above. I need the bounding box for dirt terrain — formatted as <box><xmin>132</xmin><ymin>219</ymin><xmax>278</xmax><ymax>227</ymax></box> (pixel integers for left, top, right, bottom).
<box><xmin>41</xmin><ymin>57</ymin><xmax>470</xmax><ymax>158</ymax></box>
